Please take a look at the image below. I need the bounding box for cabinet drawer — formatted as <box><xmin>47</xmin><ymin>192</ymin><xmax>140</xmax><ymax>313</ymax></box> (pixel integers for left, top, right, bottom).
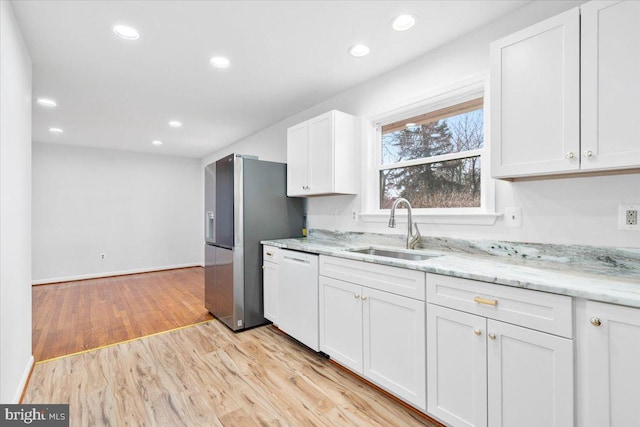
<box><xmin>320</xmin><ymin>255</ymin><xmax>426</xmax><ymax>301</ymax></box>
<box><xmin>263</xmin><ymin>246</ymin><xmax>280</xmax><ymax>263</ymax></box>
<box><xmin>427</xmin><ymin>273</ymin><xmax>572</xmax><ymax>338</ymax></box>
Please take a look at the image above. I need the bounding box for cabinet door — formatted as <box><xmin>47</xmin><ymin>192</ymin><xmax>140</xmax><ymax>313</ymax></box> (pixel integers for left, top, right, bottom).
<box><xmin>490</xmin><ymin>8</ymin><xmax>580</xmax><ymax>178</ymax></box>
<box><xmin>582</xmin><ymin>301</ymin><xmax>640</xmax><ymax>427</ymax></box>
<box><xmin>487</xmin><ymin>320</ymin><xmax>573</xmax><ymax>427</ymax></box>
<box><xmin>307</xmin><ymin>111</ymin><xmax>334</xmax><ymax>195</ymax></box>
<box><xmin>581</xmin><ymin>1</ymin><xmax>640</xmax><ymax>171</ymax></box>
<box><xmin>427</xmin><ymin>304</ymin><xmax>487</xmax><ymax>427</ymax></box>
<box><xmin>286</xmin><ymin>121</ymin><xmax>309</xmax><ymax>196</ymax></box>
<box><xmin>363</xmin><ymin>288</ymin><xmax>426</xmax><ymax>411</ymax></box>
<box><xmin>319</xmin><ymin>276</ymin><xmax>363</xmax><ymax>374</ymax></box>
<box><xmin>263</xmin><ymin>260</ymin><xmax>278</xmax><ymax>324</ymax></box>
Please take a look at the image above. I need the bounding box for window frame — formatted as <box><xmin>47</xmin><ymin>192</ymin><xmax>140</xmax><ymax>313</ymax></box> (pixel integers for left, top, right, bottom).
<box><xmin>360</xmin><ymin>75</ymin><xmax>498</xmax><ymax>225</ymax></box>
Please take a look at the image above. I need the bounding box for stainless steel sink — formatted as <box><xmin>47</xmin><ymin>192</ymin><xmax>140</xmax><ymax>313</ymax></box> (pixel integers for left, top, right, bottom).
<box><xmin>346</xmin><ymin>247</ymin><xmax>437</xmax><ymax>261</ymax></box>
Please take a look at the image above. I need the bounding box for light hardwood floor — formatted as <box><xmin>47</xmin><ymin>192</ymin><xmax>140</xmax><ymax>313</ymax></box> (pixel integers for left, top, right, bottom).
<box><xmin>32</xmin><ymin>267</ymin><xmax>213</xmax><ymax>361</ymax></box>
<box><xmin>25</xmin><ymin>320</ymin><xmax>441</xmax><ymax>427</ymax></box>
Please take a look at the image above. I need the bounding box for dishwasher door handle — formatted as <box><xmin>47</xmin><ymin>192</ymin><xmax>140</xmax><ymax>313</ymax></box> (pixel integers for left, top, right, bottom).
<box><xmin>283</xmin><ymin>255</ymin><xmax>312</xmax><ymax>264</ymax></box>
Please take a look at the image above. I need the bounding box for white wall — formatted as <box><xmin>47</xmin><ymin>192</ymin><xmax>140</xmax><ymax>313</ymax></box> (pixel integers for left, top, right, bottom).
<box><xmin>0</xmin><ymin>0</ymin><xmax>33</xmax><ymax>403</ymax></box>
<box><xmin>32</xmin><ymin>143</ymin><xmax>203</xmax><ymax>283</ymax></box>
<box><xmin>203</xmin><ymin>1</ymin><xmax>639</xmax><ymax>249</ymax></box>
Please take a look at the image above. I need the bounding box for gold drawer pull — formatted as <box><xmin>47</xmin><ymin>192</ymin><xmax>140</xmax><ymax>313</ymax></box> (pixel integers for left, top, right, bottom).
<box><xmin>474</xmin><ymin>296</ymin><xmax>497</xmax><ymax>306</ymax></box>
<box><xmin>266</xmin><ymin>252</ymin><xmax>273</xmax><ymax>257</ymax></box>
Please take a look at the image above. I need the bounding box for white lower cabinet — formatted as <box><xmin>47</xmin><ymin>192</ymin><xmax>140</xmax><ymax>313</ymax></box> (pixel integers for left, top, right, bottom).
<box><xmin>319</xmin><ymin>257</ymin><xmax>426</xmax><ymax>411</ymax></box>
<box><xmin>427</xmin><ymin>304</ymin><xmax>487</xmax><ymax>427</ymax></box>
<box><xmin>364</xmin><ymin>287</ymin><xmax>426</xmax><ymax>409</ymax></box>
<box><xmin>262</xmin><ymin>246</ymin><xmax>279</xmax><ymax>324</ymax></box>
<box><xmin>487</xmin><ymin>319</ymin><xmax>573</xmax><ymax>427</ymax></box>
<box><xmin>319</xmin><ymin>276</ymin><xmax>363</xmax><ymax>373</ymax></box>
<box><xmin>427</xmin><ymin>274</ymin><xmax>573</xmax><ymax>427</ymax></box>
<box><xmin>577</xmin><ymin>300</ymin><xmax>640</xmax><ymax>427</ymax></box>
<box><xmin>308</xmin><ymin>256</ymin><xmax>585</xmax><ymax>425</ymax></box>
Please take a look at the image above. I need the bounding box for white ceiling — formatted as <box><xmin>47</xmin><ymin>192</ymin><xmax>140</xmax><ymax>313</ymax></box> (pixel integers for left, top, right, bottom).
<box><xmin>12</xmin><ymin>0</ymin><xmax>529</xmax><ymax>158</ymax></box>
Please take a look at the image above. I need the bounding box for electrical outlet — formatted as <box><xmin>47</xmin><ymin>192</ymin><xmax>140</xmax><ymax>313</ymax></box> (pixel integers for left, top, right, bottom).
<box><xmin>504</xmin><ymin>207</ymin><xmax>522</xmax><ymax>228</ymax></box>
<box><xmin>618</xmin><ymin>204</ymin><xmax>640</xmax><ymax>231</ymax></box>
<box><xmin>352</xmin><ymin>210</ymin><xmax>357</xmax><ymax>221</ymax></box>
<box><xmin>100</xmin><ymin>253</ymin><xmax>106</xmax><ymax>260</ymax></box>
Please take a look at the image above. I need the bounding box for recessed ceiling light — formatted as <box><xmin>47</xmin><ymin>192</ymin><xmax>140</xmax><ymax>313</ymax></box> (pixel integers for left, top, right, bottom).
<box><xmin>391</xmin><ymin>14</ymin><xmax>417</xmax><ymax>32</ymax></box>
<box><xmin>152</xmin><ymin>140</ymin><xmax>163</xmax><ymax>146</ymax></box>
<box><xmin>168</xmin><ymin>120</ymin><xmax>182</xmax><ymax>128</ymax></box>
<box><xmin>113</xmin><ymin>24</ymin><xmax>140</xmax><ymax>40</ymax></box>
<box><xmin>210</xmin><ymin>56</ymin><xmax>230</xmax><ymax>68</ymax></box>
<box><xmin>49</xmin><ymin>127</ymin><xmax>63</xmax><ymax>134</ymax></box>
<box><xmin>348</xmin><ymin>44</ymin><xmax>370</xmax><ymax>58</ymax></box>
<box><xmin>37</xmin><ymin>98</ymin><xmax>57</xmax><ymax>108</ymax></box>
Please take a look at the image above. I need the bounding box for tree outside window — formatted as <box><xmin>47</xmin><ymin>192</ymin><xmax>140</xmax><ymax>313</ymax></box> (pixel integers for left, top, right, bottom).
<box><xmin>379</xmin><ymin>98</ymin><xmax>484</xmax><ymax>209</ymax></box>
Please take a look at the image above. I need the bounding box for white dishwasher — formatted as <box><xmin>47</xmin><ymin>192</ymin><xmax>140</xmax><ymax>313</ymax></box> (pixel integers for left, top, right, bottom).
<box><xmin>278</xmin><ymin>249</ymin><xmax>319</xmax><ymax>351</ymax></box>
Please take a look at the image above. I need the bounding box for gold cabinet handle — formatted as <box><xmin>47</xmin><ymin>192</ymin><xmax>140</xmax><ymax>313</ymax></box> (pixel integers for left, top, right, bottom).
<box><xmin>361</xmin><ymin>295</ymin><xmax>367</xmax><ymax>301</ymax></box>
<box><xmin>474</xmin><ymin>329</ymin><xmax>482</xmax><ymax>336</ymax></box>
<box><xmin>354</xmin><ymin>293</ymin><xmax>360</xmax><ymax>299</ymax></box>
<box><xmin>590</xmin><ymin>317</ymin><xmax>602</xmax><ymax>327</ymax></box>
<box><xmin>266</xmin><ymin>252</ymin><xmax>273</xmax><ymax>257</ymax></box>
<box><xmin>474</xmin><ymin>296</ymin><xmax>498</xmax><ymax>306</ymax></box>
<box><xmin>488</xmin><ymin>333</ymin><xmax>497</xmax><ymax>340</ymax></box>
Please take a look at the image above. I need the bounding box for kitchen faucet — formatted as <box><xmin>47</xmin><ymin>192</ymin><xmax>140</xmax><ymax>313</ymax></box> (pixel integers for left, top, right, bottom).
<box><xmin>388</xmin><ymin>198</ymin><xmax>421</xmax><ymax>249</ymax></box>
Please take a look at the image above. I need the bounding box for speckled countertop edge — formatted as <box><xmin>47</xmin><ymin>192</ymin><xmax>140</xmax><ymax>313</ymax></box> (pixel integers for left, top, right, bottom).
<box><xmin>262</xmin><ymin>230</ymin><xmax>640</xmax><ymax>308</ymax></box>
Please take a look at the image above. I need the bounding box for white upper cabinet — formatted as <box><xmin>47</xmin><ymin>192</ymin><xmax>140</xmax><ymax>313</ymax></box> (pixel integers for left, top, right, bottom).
<box><xmin>286</xmin><ymin>122</ymin><xmax>309</xmax><ymax>195</ymax></box>
<box><xmin>491</xmin><ymin>1</ymin><xmax>640</xmax><ymax>178</ymax></box>
<box><xmin>491</xmin><ymin>8</ymin><xmax>580</xmax><ymax>178</ymax></box>
<box><xmin>287</xmin><ymin>110</ymin><xmax>359</xmax><ymax>196</ymax></box>
<box><xmin>581</xmin><ymin>1</ymin><xmax>640</xmax><ymax>171</ymax></box>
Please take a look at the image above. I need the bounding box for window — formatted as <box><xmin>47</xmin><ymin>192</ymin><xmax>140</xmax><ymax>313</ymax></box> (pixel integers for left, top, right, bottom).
<box><xmin>378</xmin><ymin>98</ymin><xmax>485</xmax><ymax>210</ymax></box>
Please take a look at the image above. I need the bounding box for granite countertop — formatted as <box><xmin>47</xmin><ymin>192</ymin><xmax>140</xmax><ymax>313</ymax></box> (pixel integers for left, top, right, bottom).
<box><xmin>262</xmin><ymin>230</ymin><xmax>640</xmax><ymax>308</ymax></box>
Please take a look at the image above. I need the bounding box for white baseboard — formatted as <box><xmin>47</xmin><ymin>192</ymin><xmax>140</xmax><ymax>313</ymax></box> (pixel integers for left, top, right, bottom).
<box><xmin>32</xmin><ymin>263</ymin><xmax>202</xmax><ymax>285</ymax></box>
<box><xmin>12</xmin><ymin>355</ymin><xmax>34</xmax><ymax>403</ymax></box>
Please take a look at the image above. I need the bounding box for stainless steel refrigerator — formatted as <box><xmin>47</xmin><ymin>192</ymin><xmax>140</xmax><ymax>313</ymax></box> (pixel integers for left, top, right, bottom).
<box><xmin>204</xmin><ymin>153</ymin><xmax>304</xmax><ymax>331</ymax></box>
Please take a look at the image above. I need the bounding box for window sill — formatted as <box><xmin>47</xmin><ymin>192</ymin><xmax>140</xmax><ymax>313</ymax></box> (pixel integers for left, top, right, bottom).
<box><xmin>358</xmin><ymin>212</ymin><xmax>502</xmax><ymax>226</ymax></box>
